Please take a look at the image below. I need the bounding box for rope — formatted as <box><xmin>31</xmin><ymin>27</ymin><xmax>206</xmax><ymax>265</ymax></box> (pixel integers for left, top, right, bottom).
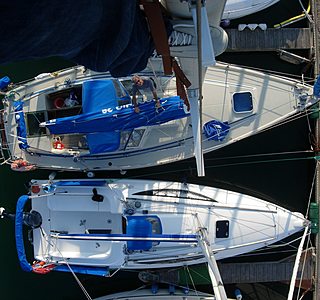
<box><xmin>295</xmin><ymin>234</ymin><xmax>312</xmax><ymax>300</ymax></box>
<box><xmin>304</xmin><ymin>162</ymin><xmax>317</xmax><ymax>219</ymax></box>
<box><xmin>65</xmin><ymin>263</ymin><xmax>93</xmax><ymax>300</ymax></box>
<box><xmin>40</xmin><ymin>229</ymin><xmax>93</xmax><ymax>300</ymax></box>
<box><xmin>185</xmin><ymin>265</ymin><xmax>199</xmax><ymax>297</ymax></box>
<box><xmin>123</xmin><ymin>150</ymin><xmax>315</xmax><ymax>181</ymax></box>
<box><xmin>273</xmin><ymin>1</ymin><xmax>312</xmax><ymax>28</ymax></box>
<box><xmin>214</xmin><ymin>61</ymin><xmax>315</xmax><ymax>83</ymax></box>
<box><xmin>197</xmin><ymin>94</ymin><xmax>318</xmax><ymax>146</ymax></box>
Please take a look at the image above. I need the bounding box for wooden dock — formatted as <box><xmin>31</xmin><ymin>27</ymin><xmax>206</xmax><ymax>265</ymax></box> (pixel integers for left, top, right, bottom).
<box><xmin>225</xmin><ymin>28</ymin><xmax>312</xmax><ymax>52</ymax></box>
<box><xmin>312</xmin><ymin>0</ymin><xmax>320</xmax><ymax>299</ymax></box>
<box><xmin>219</xmin><ymin>249</ymin><xmax>314</xmax><ymax>288</ymax></box>
<box><xmin>313</xmin><ymin>0</ymin><xmax>320</xmax><ymax>75</ymax></box>
<box><xmin>139</xmin><ymin>248</ymin><xmax>315</xmax><ymax>288</ymax></box>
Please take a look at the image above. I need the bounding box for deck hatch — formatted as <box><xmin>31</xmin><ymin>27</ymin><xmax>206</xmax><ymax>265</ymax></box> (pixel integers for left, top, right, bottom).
<box><xmin>232</xmin><ymin>92</ymin><xmax>253</xmax><ymax>113</ymax></box>
<box><xmin>216</xmin><ymin>220</ymin><xmax>229</xmax><ymax>238</ymax></box>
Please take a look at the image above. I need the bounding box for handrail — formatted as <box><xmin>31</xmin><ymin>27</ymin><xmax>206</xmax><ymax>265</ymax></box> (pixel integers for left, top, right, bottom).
<box><xmin>0</xmin><ymin>109</ymin><xmax>11</xmax><ymax>164</ymax></box>
<box><xmin>51</xmin><ymin>233</ymin><xmax>198</xmax><ymax>243</ymax></box>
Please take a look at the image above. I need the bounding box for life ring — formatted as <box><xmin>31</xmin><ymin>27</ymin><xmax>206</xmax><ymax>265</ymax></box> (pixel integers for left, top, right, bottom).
<box><xmin>32</xmin><ymin>261</ymin><xmax>55</xmax><ymax>275</ymax></box>
<box><xmin>53</xmin><ymin>137</ymin><xmax>65</xmax><ymax>150</ymax></box>
<box><xmin>53</xmin><ymin>97</ymin><xmax>64</xmax><ymax>109</ymax></box>
<box><xmin>10</xmin><ymin>159</ymin><xmax>36</xmax><ymax>172</ymax></box>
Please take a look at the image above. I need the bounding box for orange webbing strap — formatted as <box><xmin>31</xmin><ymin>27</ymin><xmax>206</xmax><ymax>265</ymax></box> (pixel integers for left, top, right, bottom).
<box><xmin>140</xmin><ymin>0</ymin><xmax>172</xmax><ymax>75</ymax></box>
<box><xmin>139</xmin><ymin>1</ymin><xmax>192</xmax><ymax>109</ymax></box>
<box><xmin>172</xmin><ymin>58</ymin><xmax>191</xmax><ymax>110</ymax></box>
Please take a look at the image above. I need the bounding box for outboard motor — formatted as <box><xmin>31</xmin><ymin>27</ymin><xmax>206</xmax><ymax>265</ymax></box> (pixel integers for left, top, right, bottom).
<box><xmin>23</xmin><ymin>210</ymin><xmax>42</xmax><ymax>228</ymax></box>
<box><xmin>0</xmin><ymin>207</ymin><xmax>42</xmax><ymax>228</ymax></box>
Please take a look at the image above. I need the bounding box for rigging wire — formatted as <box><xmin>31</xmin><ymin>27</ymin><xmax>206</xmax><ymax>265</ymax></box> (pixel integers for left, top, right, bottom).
<box><xmin>205</xmin><ymin>150</ymin><xmax>313</xmax><ymax>163</ymax></box>
<box><xmin>126</xmin><ymin>154</ymin><xmax>316</xmax><ymax>181</ymax></box>
<box><xmin>198</xmin><ymin>103</ymin><xmax>318</xmax><ymax>148</ymax></box>
<box><xmin>303</xmin><ymin>160</ymin><xmax>317</xmax><ymax>219</ymax></box>
<box><xmin>39</xmin><ymin>228</ymin><xmax>93</xmax><ymax>300</ymax></box>
<box><xmin>218</xmin><ymin>60</ymin><xmax>315</xmax><ymax>83</ymax></box>
<box><xmin>296</xmin><ymin>235</ymin><xmax>313</xmax><ymax>300</ymax></box>
<box><xmin>186</xmin><ymin>265</ymin><xmax>199</xmax><ymax>297</ymax></box>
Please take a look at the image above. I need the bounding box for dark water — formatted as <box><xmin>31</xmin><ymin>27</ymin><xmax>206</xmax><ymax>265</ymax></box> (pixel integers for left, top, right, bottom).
<box><xmin>0</xmin><ymin>1</ymin><xmax>316</xmax><ymax>299</ymax></box>
<box><xmin>0</xmin><ymin>61</ymin><xmax>315</xmax><ymax>300</ymax></box>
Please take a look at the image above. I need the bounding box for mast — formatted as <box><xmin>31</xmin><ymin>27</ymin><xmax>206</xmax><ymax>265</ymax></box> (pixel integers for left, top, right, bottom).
<box><xmin>197</xmin><ymin>227</ymin><xmax>227</xmax><ymax>300</ymax></box>
<box><xmin>186</xmin><ymin>0</ymin><xmax>216</xmax><ymax>177</ymax></box>
<box><xmin>287</xmin><ymin>225</ymin><xmax>309</xmax><ymax>300</ymax></box>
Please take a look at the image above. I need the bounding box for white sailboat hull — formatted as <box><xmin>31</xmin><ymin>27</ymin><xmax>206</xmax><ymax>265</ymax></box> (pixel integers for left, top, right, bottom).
<box><xmin>26</xmin><ymin>179</ymin><xmax>307</xmax><ymax>271</ymax></box>
<box><xmin>1</xmin><ymin>63</ymin><xmax>315</xmax><ymax>172</ymax></box>
<box><xmin>94</xmin><ymin>288</ymin><xmax>216</xmax><ymax>300</ymax></box>
<box><xmin>223</xmin><ymin>0</ymin><xmax>281</xmax><ymax>20</ymax></box>
<box><xmin>161</xmin><ymin>0</ymin><xmax>280</xmax><ymax>21</ymax></box>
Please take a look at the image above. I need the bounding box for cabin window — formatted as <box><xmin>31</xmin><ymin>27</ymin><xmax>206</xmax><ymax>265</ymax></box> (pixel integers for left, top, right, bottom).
<box><xmin>26</xmin><ymin>111</ymin><xmax>47</xmax><ymax>137</ymax></box>
<box><xmin>112</xmin><ymin>79</ymin><xmax>131</xmax><ymax>106</ymax></box>
<box><xmin>145</xmin><ymin>216</ymin><xmax>162</xmax><ymax>234</ymax></box>
<box><xmin>120</xmin><ymin>79</ymin><xmax>134</xmax><ymax>96</ymax></box>
<box><xmin>124</xmin><ymin>216</ymin><xmax>162</xmax><ymax>237</ymax></box>
<box><xmin>232</xmin><ymin>92</ymin><xmax>253</xmax><ymax>113</ymax></box>
<box><xmin>120</xmin><ymin>129</ymin><xmax>145</xmax><ymax>149</ymax></box>
<box><xmin>46</xmin><ymin>86</ymin><xmax>82</xmax><ymax>110</ymax></box>
<box><xmin>216</xmin><ymin>220</ymin><xmax>229</xmax><ymax>238</ymax></box>
<box><xmin>145</xmin><ymin>215</ymin><xmax>162</xmax><ymax>246</ymax></box>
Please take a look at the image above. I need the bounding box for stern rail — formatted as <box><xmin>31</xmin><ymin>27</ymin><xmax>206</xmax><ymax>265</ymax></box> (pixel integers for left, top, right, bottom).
<box><xmin>0</xmin><ymin>109</ymin><xmax>11</xmax><ymax>164</ymax></box>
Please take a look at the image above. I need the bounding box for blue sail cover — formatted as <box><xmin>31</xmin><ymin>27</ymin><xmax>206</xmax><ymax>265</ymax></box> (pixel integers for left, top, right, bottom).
<box><xmin>82</xmin><ymin>80</ymin><xmax>127</xmax><ymax>113</ymax></box>
<box><xmin>14</xmin><ymin>101</ymin><xmax>29</xmax><ymax>149</ymax></box>
<box><xmin>0</xmin><ymin>76</ymin><xmax>11</xmax><ymax>90</ymax></box>
<box><xmin>314</xmin><ymin>75</ymin><xmax>320</xmax><ymax>97</ymax></box>
<box><xmin>15</xmin><ymin>195</ymin><xmax>33</xmax><ymax>272</ymax></box>
<box><xmin>45</xmin><ymin>97</ymin><xmax>187</xmax><ymax>134</ymax></box>
<box><xmin>44</xmin><ymin>80</ymin><xmax>189</xmax><ymax>135</ymax></box>
<box><xmin>203</xmin><ymin>120</ymin><xmax>230</xmax><ymax>142</ymax></box>
<box><xmin>86</xmin><ymin>132</ymin><xmax>120</xmax><ymax>154</ymax></box>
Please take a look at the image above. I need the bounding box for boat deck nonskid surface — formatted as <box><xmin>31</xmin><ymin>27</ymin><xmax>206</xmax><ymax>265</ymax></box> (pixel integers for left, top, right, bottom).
<box><xmin>28</xmin><ymin>180</ymin><xmax>306</xmax><ymax>269</ymax></box>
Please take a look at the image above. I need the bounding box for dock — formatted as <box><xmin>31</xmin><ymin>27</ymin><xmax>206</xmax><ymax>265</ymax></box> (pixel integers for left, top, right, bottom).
<box><xmin>225</xmin><ymin>28</ymin><xmax>312</xmax><ymax>52</ymax></box>
<box><xmin>139</xmin><ymin>248</ymin><xmax>315</xmax><ymax>289</ymax></box>
<box><xmin>219</xmin><ymin>249</ymin><xmax>314</xmax><ymax>288</ymax></box>
<box><xmin>313</xmin><ymin>0</ymin><xmax>320</xmax><ymax>75</ymax></box>
<box><xmin>312</xmin><ymin>0</ymin><xmax>320</xmax><ymax>299</ymax></box>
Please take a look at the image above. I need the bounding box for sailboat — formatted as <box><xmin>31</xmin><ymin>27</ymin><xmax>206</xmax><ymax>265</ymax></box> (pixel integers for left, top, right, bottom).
<box><xmin>0</xmin><ymin>1</ymin><xmax>315</xmax><ymax>175</ymax></box>
<box><xmin>161</xmin><ymin>0</ymin><xmax>281</xmax><ymax>21</ymax></box>
<box><xmin>0</xmin><ymin>178</ymin><xmax>308</xmax><ymax>280</ymax></box>
<box><xmin>93</xmin><ymin>287</ymin><xmax>219</xmax><ymax>300</ymax></box>
<box><xmin>0</xmin><ymin>61</ymin><xmax>316</xmax><ymax>174</ymax></box>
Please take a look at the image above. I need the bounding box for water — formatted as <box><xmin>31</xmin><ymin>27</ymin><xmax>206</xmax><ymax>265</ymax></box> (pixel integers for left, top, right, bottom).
<box><xmin>0</xmin><ymin>57</ymin><xmax>315</xmax><ymax>299</ymax></box>
<box><xmin>0</xmin><ymin>1</ymin><xmax>315</xmax><ymax>298</ymax></box>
